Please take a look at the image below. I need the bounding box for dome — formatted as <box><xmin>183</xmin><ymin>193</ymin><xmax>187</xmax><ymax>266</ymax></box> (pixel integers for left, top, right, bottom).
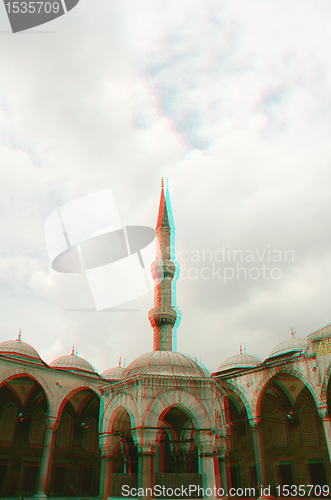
<box><xmin>0</xmin><ymin>339</ymin><xmax>43</xmax><ymax>364</ymax></box>
<box><xmin>50</xmin><ymin>353</ymin><xmax>97</xmax><ymax>375</ymax></box>
<box><xmin>268</xmin><ymin>337</ymin><xmax>308</xmax><ymax>360</ymax></box>
<box><xmin>123</xmin><ymin>351</ymin><xmax>210</xmax><ymax>378</ymax></box>
<box><xmin>102</xmin><ymin>366</ymin><xmax>124</xmax><ymax>380</ymax></box>
<box><xmin>215</xmin><ymin>353</ymin><xmax>262</xmax><ymax>374</ymax></box>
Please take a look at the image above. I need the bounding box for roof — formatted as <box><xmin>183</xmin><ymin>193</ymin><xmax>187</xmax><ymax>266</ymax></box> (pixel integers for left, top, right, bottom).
<box><xmin>0</xmin><ymin>339</ymin><xmax>43</xmax><ymax>365</ymax></box>
<box><xmin>123</xmin><ymin>351</ymin><xmax>210</xmax><ymax>378</ymax></box>
<box><xmin>215</xmin><ymin>353</ymin><xmax>262</xmax><ymax>374</ymax></box>
<box><xmin>50</xmin><ymin>353</ymin><xmax>97</xmax><ymax>376</ymax></box>
<box><xmin>268</xmin><ymin>337</ymin><xmax>308</xmax><ymax>360</ymax></box>
<box><xmin>101</xmin><ymin>366</ymin><xmax>124</xmax><ymax>380</ymax></box>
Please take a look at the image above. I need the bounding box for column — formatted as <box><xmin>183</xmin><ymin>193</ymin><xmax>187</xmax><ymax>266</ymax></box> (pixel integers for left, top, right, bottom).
<box><xmin>133</xmin><ymin>428</ymin><xmax>158</xmax><ymax>500</ymax></box>
<box><xmin>34</xmin><ymin>418</ymin><xmax>58</xmax><ymax>499</ymax></box>
<box><xmin>197</xmin><ymin>431</ymin><xmax>218</xmax><ymax>500</ymax></box>
<box><xmin>249</xmin><ymin>418</ymin><xmax>267</xmax><ymax>498</ymax></box>
<box><xmin>218</xmin><ymin>453</ymin><xmax>228</xmax><ymax>498</ymax></box>
<box><xmin>99</xmin><ymin>435</ymin><xmax>120</xmax><ymax>500</ymax></box>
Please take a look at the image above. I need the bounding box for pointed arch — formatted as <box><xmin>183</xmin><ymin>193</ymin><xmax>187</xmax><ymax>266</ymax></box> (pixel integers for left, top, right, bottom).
<box><xmin>0</xmin><ymin>402</ymin><xmax>18</xmax><ymax>446</ymax></box>
<box><xmin>0</xmin><ymin>368</ymin><xmax>53</xmax><ymax>414</ymax></box>
<box><xmin>143</xmin><ymin>389</ymin><xmax>214</xmax><ymax>429</ymax></box>
<box><xmin>29</xmin><ymin>407</ymin><xmax>46</xmax><ymax>447</ymax></box>
<box><xmin>300</xmin><ymin>403</ymin><xmax>319</xmax><ymax>445</ymax></box>
<box><xmin>251</xmin><ymin>365</ymin><xmax>319</xmax><ymax>417</ymax></box>
<box><xmin>221</xmin><ymin>380</ymin><xmax>253</xmax><ymax>419</ymax></box>
<box><xmin>103</xmin><ymin>392</ymin><xmax>139</xmax><ymax>435</ymax></box>
<box><xmin>55</xmin><ymin>382</ymin><xmax>101</xmax><ymax>421</ymax></box>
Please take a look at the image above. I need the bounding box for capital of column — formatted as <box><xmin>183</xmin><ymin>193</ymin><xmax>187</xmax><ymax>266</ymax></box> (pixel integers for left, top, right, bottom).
<box><xmin>197</xmin><ymin>430</ymin><xmax>217</xmax><ymax>455</ymax></box>
<box><xmin>248</xmin><ymin>417</ymin><xmax>262</xmax><ymax>430</ymax></box>
<box><xmin>45</xmin><ymin>417</ymin><xmax>59</xmax><ymax>432</ymax></box>
<box><xmin>317</xmin><ymin>404</ymin><xmax>330</xmax><ymax>420</ymax></box>
<box><xmin>100</xmin><ymin>434</ymin><xmax>121</xmax><ymax>455</ymax></box>
<box><xmin>132</xmin><ymin>428</ymin><xmax>159</xmax><ymax>454</ymax></box>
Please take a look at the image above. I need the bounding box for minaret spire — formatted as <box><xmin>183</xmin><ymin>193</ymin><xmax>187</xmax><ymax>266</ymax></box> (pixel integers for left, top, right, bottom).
<box><xmin>148</xmin><ymin>180</ymin><xmax>180</xmax><ymax>351</ymax></box>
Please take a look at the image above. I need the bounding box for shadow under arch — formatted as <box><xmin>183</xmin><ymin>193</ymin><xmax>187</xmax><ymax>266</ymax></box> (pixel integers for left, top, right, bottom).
<box><xmin>0</xmin><ymin>369</ymin><xmax>53</xmax><ymax>414</ymax></box>
<box><xmin>221</xmin><ymin>380</ymin><xmax>253</xmax><ymax>420</ymax></box>
<box><xmin>103</xmin><ymin>392</ymin><xmax>139</xmax><ymax>436</ymax></box>
<box><xmin>252</xmin><ymin>365</ymin><xmax>319</xmax><ymax>418</ymax></box>
<box><xmin>55</xmin><ymin>382</ymin><xmax>102</xmax><ymax>421</ymax></box>
<box><xmin>0</xmin><ymin>372</ymin><xmax>51</xmax><ymax>496</ymax></box>
<box><xmin>157</xmin><ymin>405</ymin><xmax>200</xmax><ymax>475</ymax></box>
<box><xmin>254</xmin><ymin>366</ymin><xmax>330</xmax><ymax>495</ymax></box>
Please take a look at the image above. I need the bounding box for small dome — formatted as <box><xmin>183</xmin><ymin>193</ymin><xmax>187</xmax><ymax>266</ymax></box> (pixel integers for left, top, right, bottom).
<box><xmin>0</xmin><ymin>339</ymin><xmax>42</xmax><ymax>364</ymax></box>
<box><xmin>50</xmin><ymin>353</ymin><xmax>96</xmax><ymax>375</ymax></box>
<box><xmin>268</xmin><ymin>337</ymin><xmax>308</xmax><ymax>360</ymax></box>
<box><xmin>215</xmin><ymin>353</ymin><xmax>262</xmax><ymax>374</ymax></box>
<box><xmin>123</xmin><ymin>351</ymin><xmax>209</xmax><ymax>378</ymax></box>
<box><xmin>102</xmin><ymin>366</ymin><xmax>124</xmax><ymax>380</ymax></box>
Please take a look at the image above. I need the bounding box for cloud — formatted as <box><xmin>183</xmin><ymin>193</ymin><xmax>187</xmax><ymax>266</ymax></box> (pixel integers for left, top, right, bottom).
<box><xmin>0</xmin><ymin>0</ymin><xmax>331</xmax><ymax>372</ymax></box>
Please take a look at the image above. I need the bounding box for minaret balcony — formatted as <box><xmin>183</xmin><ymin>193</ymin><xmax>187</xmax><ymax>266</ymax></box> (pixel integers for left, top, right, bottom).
<box><xmin>148</xmin><ymin>307</ymin><xmax>177</xmax><ymax>326</ymax></box>
<box><xmin>151</xmin><ymin>260</ymin><xmax>176</xmax><ymax>281</ymax></box>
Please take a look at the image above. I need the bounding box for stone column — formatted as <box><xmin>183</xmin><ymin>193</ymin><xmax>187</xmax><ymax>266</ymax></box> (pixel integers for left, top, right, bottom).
<box><xmin>34</xmin><ymin>418</ymin><xmax>58</xmax><ymax>499</ymax></box>
<box><xmin>99</xmin><ymin>435</ymin><xmax>120</xmax><ymax>500</ymax></box>
<box><xmin>249</xmin><ymin>418</ymin><xmax>267</xmax><ymax>498</ymax></box>
<box><xmin>197</xmin><ymin>431</ymin><xmax>218</xmax><ymax>500</ymax></box>
<box><xmin>133</xmin><ymin>428</ymin><xmax>158</xmax><ymax>500</ymax></box>
<box><xmin>218</xmin><ymin>452</ymin><xmax>228</xmax><ymax>498</ymax></box>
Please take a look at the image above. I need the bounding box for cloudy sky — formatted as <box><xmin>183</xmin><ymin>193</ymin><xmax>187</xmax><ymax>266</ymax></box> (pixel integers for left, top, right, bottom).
<box><xmin>0</xmin><ymin>0</ymin><xmax>331</xmax><ymax>374</ymax></box>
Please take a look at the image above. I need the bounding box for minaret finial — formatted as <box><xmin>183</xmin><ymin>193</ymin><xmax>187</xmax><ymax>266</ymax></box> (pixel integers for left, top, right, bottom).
<box><xmin>71</xmin><ymin>345</ymin><xmax>75</xmax><ymax>356</ymax></box>
<box><xmin>161</xmin><ymin>177</ymin><xmax>164</xmax><ymax>188</ymax></box>
<box><xmin>18</xmin><ymin>329</ymin><xmax>21</xmax><ymax>341</ymax></box>
<box><xmin>240</xmin><ymin>344</ymin><xmax>242</xmax><ymax>355</ymax></box>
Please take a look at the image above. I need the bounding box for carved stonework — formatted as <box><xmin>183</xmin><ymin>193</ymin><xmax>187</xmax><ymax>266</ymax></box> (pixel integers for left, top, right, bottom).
<box><xmin>317</xmin><ymin>405</ymin><xmax>329</xmax><ymax>420</ymax></box>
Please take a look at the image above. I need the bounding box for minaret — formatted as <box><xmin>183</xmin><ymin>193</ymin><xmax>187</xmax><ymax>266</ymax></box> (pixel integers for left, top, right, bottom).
<box><xmin>148</xmin><ymin>180</ymin><xmax>180</xmax><ymax>351</ymax></box>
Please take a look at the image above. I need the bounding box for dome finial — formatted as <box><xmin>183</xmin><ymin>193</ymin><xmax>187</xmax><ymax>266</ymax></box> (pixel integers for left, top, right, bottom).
<box><xmin>291</xmin><ymin>326</ymin><xmax>296</xmax><ymax>338</ymax></box>
<box><xmin>119</xmin><ymin>356</ymin><xmax>122</xmax><ymax>368</ymax></box>
<box><xmin>18</xmin><ymin>329</ymin><xmax>22</xmax><ymax>342</ymax></box>
<box><xmin>239</xmin><ymin>344</ymin><xmax>242</xmax><ymax>355</ymax></box>
<box><xmin>244</xmin><ymin>344</ymin><xmax>246</xmax><ymax>354</ymax></box>
<box><xmin>71</xmin><ymin>345</ymin><xmax>75</xmax><ymax>356</ymax></box>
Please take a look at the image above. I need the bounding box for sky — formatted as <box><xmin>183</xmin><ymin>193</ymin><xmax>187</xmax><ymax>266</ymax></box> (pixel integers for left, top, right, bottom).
<box><xmin>1</xmin><ymin>0</ymin><xmax>331</xmax><ymax>374</ymax></box>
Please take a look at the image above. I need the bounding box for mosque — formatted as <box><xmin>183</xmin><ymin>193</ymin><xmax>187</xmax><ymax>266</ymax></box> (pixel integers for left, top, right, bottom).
<box><xmin>0</xmin><ymin>185</ymin><xmax>331</xmax><ymax>499</ymax></box>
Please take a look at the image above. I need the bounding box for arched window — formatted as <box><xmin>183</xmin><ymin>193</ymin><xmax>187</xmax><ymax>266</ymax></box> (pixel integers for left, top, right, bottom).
<box><xmin>271</xmin><ymin>408</ymin><xmax>288</xmax><ymax>447</ymax></box>
<box><xmin>30</xmin><ymin>408</ymin><xmax>46</xmax><ymax>447</ymax></box>
<box><xmin>83</xmin><ymin>416</ymin><xmax>98</xmax><ymax>451</ymax></box>
<box><xmin>300</xmin><ymin>404</ymin><xmax>319</xmax><ymax>445</ymax></box>
<box><xmin>0</xmin><ymin>403</ymin><xmax>18</xmax><ymax>446</ymax></box>
<box><xmin>57</xmin><ymin>413</ymin><xmax>73</xmax><ymax>450</ymax></box>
